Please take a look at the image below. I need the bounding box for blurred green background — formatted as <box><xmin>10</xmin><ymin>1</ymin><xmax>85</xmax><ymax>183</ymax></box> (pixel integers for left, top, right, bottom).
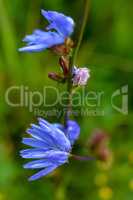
<box><xmin>0</xmin><ymin>0</ymin><xmax>133</xmax><ymax>199</ymax></box>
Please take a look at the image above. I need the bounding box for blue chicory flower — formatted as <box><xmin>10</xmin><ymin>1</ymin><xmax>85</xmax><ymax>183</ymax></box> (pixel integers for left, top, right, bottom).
<box><xmin>19</xmin><ymin>10</ymin><xmax>75</xmax><ymax>52</ymax></box>
<box><xmin>20</xmin><ymin>118</ymin><xmax>80</xmax><ymax>181</ymax></box>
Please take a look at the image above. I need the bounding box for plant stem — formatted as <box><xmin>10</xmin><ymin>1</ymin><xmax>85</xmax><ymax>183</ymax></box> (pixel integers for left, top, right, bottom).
<box><xmin>64</xmin><ymin>56</ymin><xmax>73</xmax><ymax>124</ymax></box>
<box><xmin>73</xmin><ymin>0</ymin><xmax>90</xmax><ymax>65</ymax></box>
<box><xmin>71</xmin><ymin>154</ymin><xmax>95</xmax><ymax>161</ymax></box>
<box><xmin>64</xmin><ymin>0</ymin><xmax>90</xmax><ymax>125</ymax></box>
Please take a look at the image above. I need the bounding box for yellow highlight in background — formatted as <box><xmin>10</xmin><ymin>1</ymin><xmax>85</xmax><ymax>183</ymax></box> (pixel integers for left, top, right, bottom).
<box><xmin>129</xmin><ymin>179</ymin><xmax>133</xmax><ymax>191</ymax></box>
<box><xmin>94</xmin><ymin>173</ymin><xmax>108</xmax><ymax>186</ymax></box>
<box><xmin>0</xmin><ymin>193</ymin><xmax>5</xmax><ymax>200</ymax></box>
<box><xmin>98</xmin><ymin>186</ymin><xmax>113</xmax><ymax>200</ymax></box>
<box><xmin>128</xmin><ymin>151</ymin><xmax>133</xmax><ymax>165</ymax></box>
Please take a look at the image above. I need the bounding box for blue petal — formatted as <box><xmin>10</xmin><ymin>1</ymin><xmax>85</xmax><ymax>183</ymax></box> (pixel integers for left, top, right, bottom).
<box><xmin>50</xmin><ymin>127</ymin><xmax>71</xmax><ymax>152</ymax></box>
<box><xmin>18</xmin><ymin>44</ymin><xmax>47</xmax><ymax>52</ymax></box>
<box><xmin>38</xmin><ymin>118</ymin><xmax>71</xmax><ymax>152</ymax></box>
<box><xmin>41</xmin><ymin>10</ymin><xmax>74</xmax><ymax>37</ymax></box>
<box><xmin>27</xmin><ymin>125</ymin><xmax>58</xmax><ymax>148</ymax></box>
<box><xmin>28</xmin><ymin>165</ymin><xmax>57</xmax><ymax>181</ymax></box>
<box><xmin>19</xmin><ymin>30</ymin><xmax>64</xmax><ymax>52</ymax></box>
<box><xmin>20</xmin><ymin>149</ymin><xmax>69</xmax><ymax>164</ymax></box>
<box><xmin>24</xmin><ymin>30</ymin><xmax>64</xmax><ymax>45</ymax></box>
<box><xmin>65</xmin><ymin>120</ymin><xmax>80</xmax><ymax>145</ymax></box>
<box><xmin>39</xmin><ymin>150</ymin><xmax>69</xmax><ymax>165</ymax></box>
<box><xmin>20</xmin><ymin>149</ymin><xmax>49</xmax><ymax>159</ymax></box>
<box><xmin>22</xmin><ymin>138</ymin><xmax>50</xmax><ymax>149</ymax></box>
<box><xmin>53</xmin><ymin>123</ymin><xmax>64</xmax><ymax>132</ymax></box>
<box><xmin>38</xmin><ymin>117</ymin><xmax>51</xmax><ymax>127</ymax></box>
<box><xmin>22</xmin><ymin>30</ymin><xmax>51</xmax><ymax>44</ymax></box>
<box><xmin>23</xmin><ymin>159</ymin><xmax>52</xmax><ymax>169</ymax></box>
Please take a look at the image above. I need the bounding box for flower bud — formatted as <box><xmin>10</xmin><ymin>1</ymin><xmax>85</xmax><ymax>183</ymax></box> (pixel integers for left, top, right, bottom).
<box><xmin>51</xmin><ymin>38</ymin><xmax>74</xmax><ymax>56</ymax></box>
<box><xmin>48</xmin><ymin>72</ymin><xmax>65</xmax><ymax>82</ymax></box>
<box><xmin>59</xmin><ymin>56</ymin><xmax>69</xmax><ymax>76</ymax></box>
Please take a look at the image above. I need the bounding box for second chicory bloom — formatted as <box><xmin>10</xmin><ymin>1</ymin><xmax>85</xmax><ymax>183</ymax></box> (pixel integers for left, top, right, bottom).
<box><xmin>19</xmin><ymin>10</ymin><xmax>75</xmax><ymax>52</ymax></box>
<box><xmin>20</xmin><ymin>118</ymin><xmax>80</xmax><ymax>181</ymax></box>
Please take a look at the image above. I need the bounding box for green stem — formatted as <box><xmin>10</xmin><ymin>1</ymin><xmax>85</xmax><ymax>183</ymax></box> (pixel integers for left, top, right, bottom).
<box><xmin>64</xmin><ymin>56</ymin><xmax>73</xmax><ymax>124</ymax></box>
<box><xmin>73</xmin><ymin>0</ymin><xmax>90</xmax><ymax>65</ymax></box>
<box><xmin>70</xmin><ymin>154</ymin><xmax>95</xmax><ymax>161</ymax></box>
<box><xmin>64</xmin><ymin>0</ymin><xmax>90</xmax><ymax>125</ymax></box>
